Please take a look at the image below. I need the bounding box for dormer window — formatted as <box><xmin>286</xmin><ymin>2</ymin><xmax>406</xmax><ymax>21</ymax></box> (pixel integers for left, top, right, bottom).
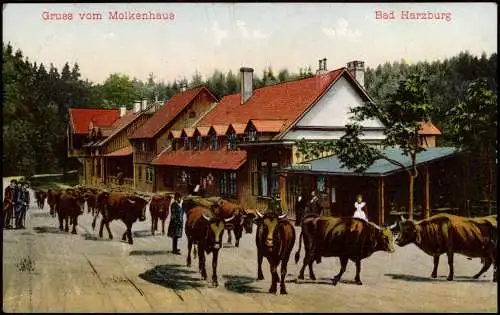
<box><xmin>227</xmin><ymin>132</ymin><xmax>237</xmax><ymax>150</ymax></box>
<box><xmin>210</xmin><ymin>135</ymin><xmax>218</xmax><ymax>150</ymax></box>
<box><xmin>196</xmin><ymin>136</ymin><xmax>203</xmax><ymax>150</ymax></box>
<box><xmin>171</xmin><ymin>139</ymin><xmax>177</xmax><ymax>151</ymax></box>
<box><xmin>246</xmin><ymin>128</ymin><xmax>257</xmax><ymax>142</ymax></box>
<box><xmin>183</xmin><ymin>137</ymin><xmax>191</xmax><ymax>150</ymax></box>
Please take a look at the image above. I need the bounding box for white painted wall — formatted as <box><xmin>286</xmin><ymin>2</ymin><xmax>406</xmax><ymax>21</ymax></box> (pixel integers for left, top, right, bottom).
<box><xmin>282</xmin><ymin>76</ymin><xmax>384</xmax><ymax>141</ymax></box>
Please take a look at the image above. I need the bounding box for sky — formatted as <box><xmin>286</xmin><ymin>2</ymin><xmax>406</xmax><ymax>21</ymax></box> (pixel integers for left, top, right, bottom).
<box><xmin>3</xmin><ymin>2</ymin><xmax>497</xmax><ymax>84</ymax></box>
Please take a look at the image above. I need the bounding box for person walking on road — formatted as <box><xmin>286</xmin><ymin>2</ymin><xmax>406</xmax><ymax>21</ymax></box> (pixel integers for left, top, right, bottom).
<box><xmin>267</xmin><ymin>189</ymin><xmax>282</xmax><ymax>215</ymax></box>
<box><xmin>294</xmin><ymin>190</ymin><xmax>307</xmax><ymax>226</ymax></box>
<box><xmin>3</xmin><ymin>179</ymin><xmax>18</xmax><ymax>229</ymax></box>
<box><xmin>15</xmin><ymin>182</ymin><xmax>30</xmax><ymax>229</ymax></box>
<box><xmin>167</xmin><ymin>192</ymin><xmax>184</xmax><ymax>255</ymax></box>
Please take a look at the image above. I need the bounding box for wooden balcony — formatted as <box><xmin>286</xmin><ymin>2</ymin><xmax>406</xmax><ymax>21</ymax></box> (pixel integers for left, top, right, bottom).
<box><xmin>68</xmin><ymin>148</ymin><xmax>86</xmax><ymax>158</ymax></box>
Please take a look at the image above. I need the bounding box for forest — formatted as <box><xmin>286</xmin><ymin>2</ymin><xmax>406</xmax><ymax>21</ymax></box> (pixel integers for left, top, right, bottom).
<box><xmin>2</xmin><ymin>42</ymin><xmax>497</xmax><ymax>183</ymax></box>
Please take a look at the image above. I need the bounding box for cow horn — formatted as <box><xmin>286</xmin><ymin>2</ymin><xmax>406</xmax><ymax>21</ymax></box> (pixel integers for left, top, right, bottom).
<box><xmin>278</xmin><ymin>211</ymin><xmax>288</xmax><ymax>219</ymax></box>
<box><xmin>225</xmin><ymin>215</ymin><xmax>236</xmax><ymax>223</ymax></box>
<box><xmin>388</xmin><ymin>222</ymin><xmax>398</xmax><ymax>230</ymax></box>
<box><xmin>126</xmin><ymin>198</ymin><xmax>136</xmax><ymax>204</ymax></box>
<box><xmin>400</xmin><ymin>215</ymin><xmax>405</xmax><ymax>222</ymax></box>
<box><xmin>256</xmin><ymin>210</ymin><xmax>264</xmax><ymax>218</ymax></box>
<box><xmin>202</xmin><ymin>213</ymin><xmax>212</xmax><ymax>221</ymax></box>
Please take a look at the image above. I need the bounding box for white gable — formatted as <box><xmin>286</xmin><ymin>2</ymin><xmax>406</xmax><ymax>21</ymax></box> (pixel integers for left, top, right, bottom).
<box><xmin>282</xmin><ymin>76</ymin><xmax>385</xmax><ymax>141</ymax></box>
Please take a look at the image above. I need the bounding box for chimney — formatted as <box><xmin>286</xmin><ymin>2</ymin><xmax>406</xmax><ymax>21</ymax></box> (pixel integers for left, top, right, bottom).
<box><xmin>180</xmin><ymin>84</ymin><xmax>187</xmax><ymax>92</ymax></box>
<box><xmin>120</xmin><ymin>106</ymin><xmax>126</xmax><ymax>117</ymax></box>
<box><xmin>134</xmin><ymin>101</ymin><xmax>141</xmax><ymax>113</ymax></box>
<box><xmin>240</xmin><ymin>67</ymin><xmax>254</xmax><ymax>104</ymax></box>
<box><xmin>141</xmin><ymin>99</ymin><xmax>147</xmax><ymax>111</ymax></box>
<box><xmin>316</xmin><ymin>57</ymin><xmax>328</xmax><ymax>76</ymax></box>
<box><xmin>347</xmin><ymin>60</ymin><xmax>365</xmax><ymax>88</ymax></box>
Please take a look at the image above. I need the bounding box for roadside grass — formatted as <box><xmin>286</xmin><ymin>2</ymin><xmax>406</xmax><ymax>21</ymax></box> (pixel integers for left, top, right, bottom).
<box><xmin>24</xmin><ymin>172</ymin><xmax>79</xmax><ymax>191</ymax></box>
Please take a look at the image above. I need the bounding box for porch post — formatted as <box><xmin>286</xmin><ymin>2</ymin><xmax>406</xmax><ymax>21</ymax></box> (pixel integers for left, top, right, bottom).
<box><xmin>378</xmin><ymin>176</ymin><xmax>385</xmax><ymax>226</ymax></box>
<box><xmin>279</xmin><ymin>173</ymin><xmax>288</xmax><ymax>212</ymax></box>
<box><xmin>424</xmin><ymin>166</ymin><xmax>430</xmax><ymax>219</ymax></box>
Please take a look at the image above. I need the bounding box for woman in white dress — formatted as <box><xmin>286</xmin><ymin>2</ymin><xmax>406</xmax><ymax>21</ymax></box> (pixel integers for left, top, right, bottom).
<box><xmin>353</xmin><ymin>194</ymin><xmax>368</xmax><ymax>221</ymax></box>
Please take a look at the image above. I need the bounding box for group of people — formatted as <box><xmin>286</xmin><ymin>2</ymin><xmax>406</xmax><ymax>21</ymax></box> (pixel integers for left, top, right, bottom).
<box><xmin>3</xmin><ymin>179</ymin><xmax>30</xmax><ymax>229</ymax></box>
<box><xmin>294</xmin><ymin>190</ymin><xmax>368</xmax><ymax>225</ymax></box>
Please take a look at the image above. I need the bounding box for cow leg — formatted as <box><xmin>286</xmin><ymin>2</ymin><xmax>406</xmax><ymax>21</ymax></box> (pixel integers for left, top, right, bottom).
<box><xmin>92</xmin><ymin>213</ymin><xmax>98</xmax><ymax>230</ymax></box>
<box><xmin>268</xmin><ymin>259</ymin><xmax>279</xmax><ymax>294</ymax></box>
<box><xmin>127</xmin><ymin>223</ymin><xmax>133</xmax><ymax>245</ymax></box>
<box><xmin>211</xmin><ymin>249</ymin><xmax>219</xmax><ymax>287</ymax></box>
<box><xmin>187</xmin><ymin>238</ymin><xmax>193</xmax><ymax>267</ymax></box>
<box><xmin>227</xmin><ymin>229</ymin><xmax>232</xmax><ymax>244</ymax></box>
<box><xmin>234</xmin><ymin>226</ymin><xmax>242</xmax><ymax>248</ymax></box>
<box><xmin>199</xmin><ymin>249</ymin><xmax>207</xmax><ymax>280</ymax></box>
<box><xmin>298</xmin><ymin>250</ymin><xmax>316</xmax><ymax>281</ymax></box>
<box><xmin>58</xmin><ymin>213</ymin><xmax>64</xmax><ymax>231</ymax></box>
<box><xmin>473</xmin><ymin>258</ymin><xmax>492</xmax><ymax>279</ymax></box>
<box><xmin>71</xmin><ymin>215</ymin><xmax>78</xmax><ymax>234</ymax></box>
<box><xmin>64</xmin><ymin>216</ymin><xmax>69</xmax><ymax>232</ymax></box>
<box><xmin>99</xmin><ymin>219</ymin><xmax>105</xmax><ymax>238</ymax></box>
<box><xmin>332</xmin><ymin>256</ymin><xmax>349</xmax><ymax>286</ymax></box>
<box><xmin>106</xmin><ymin>221</ymin><xmax>113</xmax><ymax>239</ymax></box>
<box><xmin>257</xmin><ymin>249</ymin><xmax>265</xmax><ymax>280</ymax></box>
<box><xmin>161</xmin><ymin>218</ymin><xmax>166</xmax><ymax>236</ymax></box>
<box><xmin>280</xmin><ymin>257</ymin><xmax>290</xmax><ymax>294</ymax></box>
<box><xmin>354</xmin><ymin>259</ymin><xmax>363</xmax><ymax>285</ymax></box>
<box><xmin>446</xmin><ymin>252</ymin><xmax>454</xmax><ymax>281</ymax></box>
<box><xmin>431</xmin><ymin>255</ymin><xmax>440</xmax><ymax>278</ymax></box>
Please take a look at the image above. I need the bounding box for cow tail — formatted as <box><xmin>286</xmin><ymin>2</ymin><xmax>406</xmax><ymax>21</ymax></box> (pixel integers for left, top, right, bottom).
<box><xmin>294</xmin><ymin>230</ymin><xmax>303</xmax><ymax>264</ymax></box>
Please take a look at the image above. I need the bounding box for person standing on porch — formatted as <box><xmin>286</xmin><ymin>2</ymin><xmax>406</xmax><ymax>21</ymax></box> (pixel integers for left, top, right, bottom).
<box><xmin>167</xmin><ymin>192</ymin><xmax>184</xmax><ymax>255</ymax></box>
<box><xmin>307</xmin><ymin>190</ymin><xmax>322</xmax><ymax>216</ymax></box>
<box><xmin>353</xmin><ymin>194</ymin><xmax>368</xmax><ymax>221</ymax></box>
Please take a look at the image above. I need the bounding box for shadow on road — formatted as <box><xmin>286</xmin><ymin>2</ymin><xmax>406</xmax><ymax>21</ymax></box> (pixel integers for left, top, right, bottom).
<box><xmin>130</xmin><ymin>250</ymin><xmax>171</xmax><ymax>256</ymax></box>
<box><xmin>222</xmin><ymin>275</ymin><xmax>263</xmax><ymax>294</ymax></box>
<box><xmin>81</xmin><ymin>232</ymin><xmax>112</xmax><ymax>241</ymax></box>
<box><xmin>132</xmin><ymin>230</ymin><xmax>155</xmax><ymax>238</ymax></box>
<box><xmin>30</xmin><ymin>212</ymin><xmax>52</xmax><ymax>219</ymax></box>
<box><xmin>385</xmin><ymin>273</ymin><xmax>491</xmax><ymax>283</ymax></box>
<box><xmin>139</xmin><ymin>264</ymin><xmax>205</xmax><ymax>291</ymax></box>
<box><xmin>33</xmin><ymin>226</ymin><xmax>67</xmax><ymax>234</ymax></box>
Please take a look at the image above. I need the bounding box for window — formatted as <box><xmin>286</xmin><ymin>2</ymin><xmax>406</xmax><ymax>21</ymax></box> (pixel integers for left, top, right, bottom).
<box><xmin>183</xmin><ymin>136</ymin><xmax>192</xmax><ymax>150</ymax></box>
<box><xmin>316</xmin><ymin>176</ymin><xmax>326</xmax><ymax>193</ymax></box>
<box><xmin>210</xmin><ymin>135</ymin><xmax>218</xmax><ymax>150</ymax></box>
<box><xmin>146</xmin><ymin>167</ymin><xmax>155</xmax><ymax>183</ymax></box>
<box><xmin>171</xmin><ymin>139</ymin><xmax>177</xmax><ymax>151</ymax></box>
<box><xmin>220</xmin><ymin>172</ymin><xmax>237</xmax><ymax>197</ymax></box>
<box><xmin>252</xmin><ymin>161</ymin><xmax>279</xmax><ymax>197</ymax></box>
<box><xmin>189</xmin><ymin>110</ymin><xmax>196</xmax><ymax>118</ymax></box>
<box><xmin>246</xmin><ymin>129</ymin><xmax>257</xmax><ymax>142</ymax></box>
<box><xmin>227</xmin><ymin>132</ymin><xmax>237</xmax><ymax>151</ymax></box>
<box><xmin>195</xmin><ymin>136</ymin><xmax>203</xmax><ymax>150</ymax></box>
<box><xmin>141</xmin><ymin>141</ymin><xmax>146</xmax><ymax>152</ymax></box>
<box><xmin>138</xmin><ymin>166</ymin><xmax>142</xmax><ymax>180</ymax></box>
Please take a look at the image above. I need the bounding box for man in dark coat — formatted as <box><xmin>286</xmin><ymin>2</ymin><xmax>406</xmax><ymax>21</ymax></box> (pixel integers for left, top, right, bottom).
<box><xmin>306</xmin><ymin>190</ymin><xmax>322</xmax><ymax>216</ymax></box>
<box><xmin>268</xmin><ymin>189</ymin><xmax>282</xmax><ymax>215</ymax></box>
<box><xmin>3</xmin><ymin>179</ymin><xmax>18</xmax><ymax>229</ymax></box>
<box><xmin>294</xmin><ymin>190</ymin><xmax>307</xmax><ymax>226</ymax></box>
<box><xmin>167</xmin><ymin>192</ymin><xmax>184</xmax><ymax>255</ymax></box>
<box><xmin>15</xmin><ymin>182</ymin><xmax>30</xmax><ymax>229</ymax></box>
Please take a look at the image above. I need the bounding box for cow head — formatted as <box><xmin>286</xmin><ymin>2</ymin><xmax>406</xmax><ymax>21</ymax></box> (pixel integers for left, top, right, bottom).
<box><xmin>241</xmin><ymin>210</ymin><xmax>256</xmax><ymax>234</ymax></box>
<box><xmin>395</xmin><ymin>216</ymin><xmax>419</xmax><ymax>246</ymax></box>
<box><xmin>201</xmin><ymin>213</ymin><xmax>235</xmax><ymax>250</ymax></box>
<box><xmin>256</xmin><ymin>210</ymin><xmax>288</xmax><ymax>249</ymax></box>
<box><xmin>126</xmin><ymin>196</ymin><xmax>148</xmax><ymax>221</ymax></box>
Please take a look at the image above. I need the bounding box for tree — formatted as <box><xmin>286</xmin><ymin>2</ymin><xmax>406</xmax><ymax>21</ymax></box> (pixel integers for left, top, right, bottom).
<box><xmin>226</xmin><ymin>70</ymin><xmax>238</xmax><ymax>94</ymax></box>
<box><xmin>190</xmin><ymin>70</ymin><xmax>203</xmax><ymax>88</ymax></box>
<box><xmin>100</xmin><ymin>73</ymin><xmax>136</xmax><ymax>107</ymax></box>
<box><xmin>278</xmin><ymin>69</ymin><xmax>290</xmax><ymax>82</ymax></box>
<box><xmin>297</xmin><ymin>73</ymin><xmax>433</xmax><ymax>220</ymax></box>
<box><xmin>446</xmin><ymin>79</ymin><xmax>497</xmax><ymax>209</ymax></box>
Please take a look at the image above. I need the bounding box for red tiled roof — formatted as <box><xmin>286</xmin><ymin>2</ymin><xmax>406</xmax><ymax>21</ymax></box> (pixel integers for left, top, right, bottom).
<box><xmin>98</xmin><ymin>111</ymin><xmax>141</xmax><ymax>146</ymax></box>
<box><xmin>105</xmin><ymin>146</ymin><xmax>133</xmax><ymax>157</ymax></box>
<box><xmin>248</xmin><ymin>119</ymin><xmax>287</xmax><ymax>133</ymax></box>
<box><xmin>168</xmin><ymin>130</ymin><xmax>182</xmax><ymax>139</ymax></box>
<box><xmin>182</xmin><ymin>128</ymin><xmax>196</xmax><ymax>137</ymax></box>
<box><xmin>228</xmin><ymin>123</ymin><xmax>246</xmax><ymax>135</ymax></box>
<box><xmin>69</xmin><ymin>108</ymin><xmax>119</xmax><ymax>135</ymax></box>
<box><xmin>418</xmin><ymin>121</ymin><xmax>442</xmax><ymax>135</ymax></box>
<box><xmin>199</xmin><ymin>69</ymin><xmax>345</xmax><ymax>133</ymax></box>
<box><xmin>210</xmin><ymin>125</ymin><xmax>229</xmax><ymax>136</ymax></box>
<box><xmin>195</xmin><ymin>126</ymin><xmax>211</xmax><ymax>137</ymax></box>
<box><xmin>151</xmin><ymin>147</ymin><xmax>247</xmax><ymax>170</ymax></box>
<box><xmin>129</xmin><ymin>87</ymin><xmax>216</xmax><ymax>139</ymax></box>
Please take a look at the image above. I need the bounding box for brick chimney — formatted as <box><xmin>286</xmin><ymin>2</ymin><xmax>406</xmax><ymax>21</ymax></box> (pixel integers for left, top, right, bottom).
<box><xmin>347</xmin><ymin>60</ymin><xmax>365</xmax><ymax>88</ymax></box>
<box><xmin>316</xmin><ymin>57</ymin><xmax>328</xmax><ymax>75</ymax></box>
<box><xmin>240</xmin><ymin>67</ymin><xmax>254</xmax><ymax>104</ymax></box>
<box><xmin>180</xmin><ymin>83</ymin><xmax>187</xmax><ymax>92</ymax></box>
<box><xmin>141</xmin><ymin>99</ymin><xmax>147</xmax><ymax>111</ymax></box>
<box><xmin>120</xmin><ymin>106</ymin><xmax>126</xmax><ymax>117</ymax></box>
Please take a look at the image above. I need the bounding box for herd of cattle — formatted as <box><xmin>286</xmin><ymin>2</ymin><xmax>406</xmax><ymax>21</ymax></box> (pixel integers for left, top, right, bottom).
<box><xmin>33</xmin><ymin>186</ymin><xmax>497</xmax><ymax>295</ymax></box>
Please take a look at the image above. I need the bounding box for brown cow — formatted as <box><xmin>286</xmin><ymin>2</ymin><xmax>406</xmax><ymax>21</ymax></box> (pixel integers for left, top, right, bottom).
<box><xmin>185</xmin><ymin>203</ymin><xmax>236</xmax><ymax>287</ymax></box>
<box><xmin>150</xmin><ymin>194</ymin><xmax>172</xmax><ymax>235</ymax></box>
<box><xmin>255</xmin><ymin>210</ymin><xmax>296</xmax><ymax>294</ymax></box>
<box><xmin>56</xmin><ymin>191</ymin><xmax>85</xmax><ymax>234</ymax></box>
<box><xmin>295</xmin><ymin>216</ymin><xmax>396</xmax><ymax>285</ymax></box>
<box><xmin>395</xmin><ymin>213</ymin><xmax>497</xmax><ymax>282</ymax></box>
<box><xmin>93</xmin><ymin>191</ymin><xmax>149</xmax><ymax>244</ymax></box>
<box><xmin>215</xmin><ymin>199</ymin><xmax>255</xmax><ymax>247</ymax></box>
<box><xmin>47</xmin><ymin>189</ymin><xmax>62</xmax><ymax>217</ymax></box>
<box><xmin>34</xmin><ymin>190</ymin><xmax>47</xmax><ymax>209</ymax></box>
<box><xmin>84</xmin><ymin>190</ymin><xmax>100</xmax><ymax>215</ymax></box>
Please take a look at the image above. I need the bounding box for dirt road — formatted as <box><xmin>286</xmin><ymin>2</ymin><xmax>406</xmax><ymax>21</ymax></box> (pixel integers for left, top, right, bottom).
<box><xmin>2</xmin><ymin>185</ymin><xmax>497</xmax><ymax>312</ymax></box>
